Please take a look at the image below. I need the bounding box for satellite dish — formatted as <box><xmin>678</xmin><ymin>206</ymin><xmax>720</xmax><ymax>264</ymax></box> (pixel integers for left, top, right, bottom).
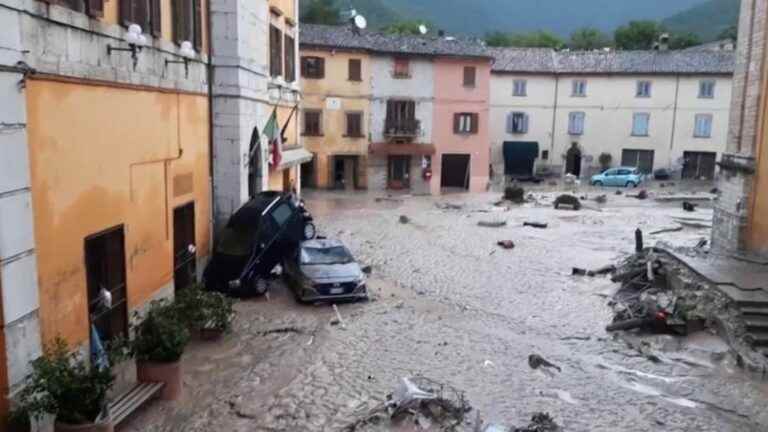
<box><xmin>354</xmin><ymin>14</ymin><xmax>367</xmax><ymax>30</ymax></box>
<box><xmin>418</xmin><ymin>24</ymin><xmax>428</xmax><ymax>35</ymax></box>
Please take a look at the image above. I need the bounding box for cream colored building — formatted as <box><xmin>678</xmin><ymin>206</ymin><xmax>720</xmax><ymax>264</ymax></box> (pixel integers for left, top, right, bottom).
<box><xmin>489</xmin><ymin>49</ymin><xmax>735</xmax><ymax>181</ymax></box>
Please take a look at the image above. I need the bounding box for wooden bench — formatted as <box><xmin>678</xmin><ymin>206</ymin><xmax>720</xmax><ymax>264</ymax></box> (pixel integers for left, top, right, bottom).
<box><xmin>96</xmin><ymin>381</ymin><xmax>165</xmax><ymax>426</ymax></box>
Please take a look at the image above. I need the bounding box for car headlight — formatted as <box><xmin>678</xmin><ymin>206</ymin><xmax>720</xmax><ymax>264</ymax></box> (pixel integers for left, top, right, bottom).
<box><xmin>355</xmin><ymin>275</ymin><xmax>366</xmax><ymax>288</ymax></box>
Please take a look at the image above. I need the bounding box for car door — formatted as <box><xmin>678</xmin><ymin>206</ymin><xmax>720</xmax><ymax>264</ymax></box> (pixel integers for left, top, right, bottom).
<box><xmin>616</xmin><ymin>169</ymin><xmax>631</xmax><ymax>186</ymax></box>
<box><xmin>604</xmin><ymin>169</ymin><xmax>618</xmax><ymax>186</ymax></box>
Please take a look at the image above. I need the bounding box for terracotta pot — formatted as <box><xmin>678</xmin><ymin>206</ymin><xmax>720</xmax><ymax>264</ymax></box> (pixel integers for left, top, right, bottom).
<box><xmin>54</xmin><ymin>421</ymin><xmax>113</xmax><ymax>432</ymax></box>
<box><xmin>136</xmin><ymin>359</ymin><xmax>183</xmax><ymax>400</ymax></box>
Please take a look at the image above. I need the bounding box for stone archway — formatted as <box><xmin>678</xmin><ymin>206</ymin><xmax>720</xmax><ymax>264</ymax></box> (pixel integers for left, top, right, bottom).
<box><xmin>565</xmin><ymin>143</ymin><xmax>582</xmax><ymax>177</ymax></box>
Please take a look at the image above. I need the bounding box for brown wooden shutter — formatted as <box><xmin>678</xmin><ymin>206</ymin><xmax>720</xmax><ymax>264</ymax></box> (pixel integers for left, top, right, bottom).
<box><xmin>150</xmin><ymin>0</ymin><xmax>162</xmax><ymax>37</ymax></box>
<box><xmin>285</xmin><ymin>35</ymin><xmax>296</xmax><ymax>82</ymax></box>
<box><xmin>349</xmin><ymin>59</ymin><xmax>361</xmax><ymax>81</ymax></box>
<box><xmin>318</xmin><ymin>58</ymin><xmax>325</xmax><ymax>78</ymax></box>
<box><xmin>463</xmin><ymin>67</ymin><xmax>476</xmax><ymax>87</ymax></box>
<box><xmin>193</xmin><ymin>0</ymin><xmax>202</xmax><ymax>51</ymax></box>
<box><xmin>136</xmin><ymin>0</ymin><xmax>150</xmax><ymax>33</ymax></box>
<box><xmin>453</xmin><ymin>114</ymin><xmax>460</xmax><ymax>133</ymax></box>
<box><xmin>120</xmin><ymin>0</ymin><xmax>133</xmax><ymax>26</ymax></box>
<box><xmin>172</xmin><ymin>0</ymin><xmax>183</xmax><ymax>42</ymax></box>
<box><xmin>471</xmin><ymin>114</ymin><xmax>479</xmax><ymax>133</ymax></box>
<box><xmin>300</xmin><ymin>57</ymin><xmax>307</xmax><ymax>77</ymax></box>
<box><xmin>86</xmin><ymin>0</ymin><xmax>104</xmax><ymax>18</ymax></box>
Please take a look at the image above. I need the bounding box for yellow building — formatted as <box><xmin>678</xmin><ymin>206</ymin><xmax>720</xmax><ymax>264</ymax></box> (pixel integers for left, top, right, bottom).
<box><xmin>0</xmin><ymin>0</ymin><xmax>212</xmax><ymax>417</ymax></box>
<box><xmin>299</xmin><ymin>43</ymin><xmax>371</xmax><ymax>189</ymax></box>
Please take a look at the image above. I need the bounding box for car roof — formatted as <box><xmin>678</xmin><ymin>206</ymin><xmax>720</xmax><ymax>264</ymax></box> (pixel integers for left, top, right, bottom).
<box><xmin>227</xmin><ymin>191</ymin><xmax>288</xmax><ymax>229</ymax></box>
<box><xmin>613</xmin><ymin>166</ymin><xmax>638</xmax><ymax>171</ymax></box>
<box><xmin>302</xmin><ymin>239</ymin><xmax>346</xmax><ymax>249</ymax></box>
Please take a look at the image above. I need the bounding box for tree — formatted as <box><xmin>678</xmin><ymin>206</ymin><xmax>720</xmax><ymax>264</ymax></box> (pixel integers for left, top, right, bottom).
<box><xmin>570</xmin><ymin>27</ymin><xmax>610</xmax><ymax>50</ymax></box>
<box><xmin>614</xmin><ymin>20</ymin><xmax>662</xmax><ymax>50</ymax></box>
<box><xmin>669</xmin><ymin>32</ymin><xmax>702</xmax><ymax>49</ymax></box>
<box><xmin>382</xmin><ymin>20</ymin><xmax>430</xmax><ymax>36</ymax></box>
<box><xmin>300</xmin><ymin>0</ymin><xmax>342</xmax><ymax>25</ymax></box>
<box><xmin>718</xmin><ymin>25</ymin><xmax>738</xmax><ymax>41</ymax></box>
<box><xmin>485</xmin><ymin>31</ymin><xmax>564</xmax><ymax>49</ymax></box>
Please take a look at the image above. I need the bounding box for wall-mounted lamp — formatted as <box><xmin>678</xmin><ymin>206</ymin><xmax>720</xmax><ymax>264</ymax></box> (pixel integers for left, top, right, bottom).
<box><xmin>165</xmin><ymin>41</ymin><xmax>197</xmax><ymax>78</ymax></box>
<box><xmin>107</xmin><ymin>24</ymin><xmax>147</xmax><ymax>70</ymax></box>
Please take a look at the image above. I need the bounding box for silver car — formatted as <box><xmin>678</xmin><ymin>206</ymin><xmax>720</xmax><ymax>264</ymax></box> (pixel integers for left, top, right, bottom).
<box><xmin>283</xmin><ymin>239</ymin><xmax>368</xmax><ymax>303</ymax></box>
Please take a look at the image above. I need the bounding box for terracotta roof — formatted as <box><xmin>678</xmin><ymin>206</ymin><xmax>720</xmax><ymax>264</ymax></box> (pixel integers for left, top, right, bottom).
<box><xmin>300</xmin><ymin>24</ymin><xmax>492</xmax><ymax>59</ymax></box>
<box><xmin>490</xmin><ymin>48</ymin><xmax>735</xmax><ymax>75</ymax></box>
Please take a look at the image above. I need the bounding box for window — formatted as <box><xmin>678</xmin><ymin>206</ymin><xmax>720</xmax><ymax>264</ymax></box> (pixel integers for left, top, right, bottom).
<box><xmin>632</xmin><ymin>113</ymin><xmax>650</xmax><ymax>136</ymax></box>
<box><xmin>269</xmin><ymin>25</ymin><xmax>283</xmax><ymax>78</ymax></box>
<box><xmin>284</xmin><ymin>35</ymin><xmax>295</xmax><ymax>83</ymax></box>
<box><xmin>463</xmin><ymin>66</ymin><xmax>476</xmax><ymax>87</ymax></box>
<box><xmin>301</xmin><ymin>56</ymin><xmax>325</xmax><ymax>79</ymax></box>
<box><xmin>454</xmin><ymin>113</ymin><xmax>479</xmax><ymax>134</ymax></box>
<box><xmin>171</xmin><ymin>0</ymin><xmax>202</xmax><ymax>49</ymax></box>
<box><xmin>303</xmin><ymin>110</ymin><xmax>322</xmax><ymax>136</ymax></box>
<box><xmin>513</xmin><ymin>79</ymin><xmax>527</xmax><ymax>96</ymax></box>
<box><xmin>507</xmin><ymin>112</ymin><xmax>529</xmax><ymax>134</ymax></box>
<box><xmin>385</xmin><ymin>100</ymin><xmax>418</xmax><ymax>136</ymax></box>
<box><xmin>572</xmin><ymin>80</ymin><xmax>587</xmax><ymax>97</ymax></box>
<box><xmin>394</xmin><ymin>58</ymin><xmax>410</xmax><ymax>78</ymax></box>
<box><xmin>694</xmin><ymin>114</ymin><xmax>713</xmax><ymax>138</ymax></box>
<box><xmin>348</xmin><ymin>59</ymin><xmax>362</xmax><ymax>82</ymax></box>
<box><xmin>542</xmin><ymin>150</ymin><xmax>549</xmax><ymax>160</ymax></box>
<box><xmin>699</xmin><ymin>80</ymin><xmax>716</xmax><ymax>99</ymax></box>
<box><xmin>122</xmin><ymin>0</ymin><xmax>163</xmax><ymax>36</ymax></box>
<box><xmin>568</xmin><ymin>112</ymin><xmax>585</xmax><ymax>135</ymax></box>
<box><xmin>636</xmin><ymin>81</ymin><xmax>652</xmax><ymax>98</ymax></box>
<box><xmin>85</xmin><ymin>226</ymin><xmax>128</xmax><ymax>343</ymax></box>
<box><xmin>346</xmin><ymin>112</ymin><xmax>364</xmax><ymax>137</ymax></box>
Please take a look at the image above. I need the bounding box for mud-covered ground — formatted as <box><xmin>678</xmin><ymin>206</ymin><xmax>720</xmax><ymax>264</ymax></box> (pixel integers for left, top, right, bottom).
<box><xmin>123</xmin><ymin>184</ymin><xmax>768</xmax><ymax>432</ymax></box>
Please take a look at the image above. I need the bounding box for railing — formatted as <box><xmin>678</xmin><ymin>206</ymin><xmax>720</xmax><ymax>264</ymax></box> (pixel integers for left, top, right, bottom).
<box><xmin>384</xmin><ymin>118</ymin><xmax>420</xmax><ymax>138</ymax></box>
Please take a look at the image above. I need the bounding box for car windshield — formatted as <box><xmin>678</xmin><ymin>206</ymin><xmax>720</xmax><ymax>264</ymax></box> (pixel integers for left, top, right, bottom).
<box><xmin>300</xmin><ymin>246</ymin><xmax>353</xmax><ymax>265</ymax></box>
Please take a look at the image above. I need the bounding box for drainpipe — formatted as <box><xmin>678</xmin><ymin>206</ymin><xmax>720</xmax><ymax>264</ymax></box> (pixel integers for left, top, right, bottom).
<box><xmin>669</xmin><ymin>74</ymin><xmax>681</xmax><ymax>171</ymax></box>
<box><xmin>206</xmin><ymin>0</ymin><xmax>215</xmax><ymax>248</ymax></box>
<box><xmin>550</xmin><ymin>74</ymin><xmax>560</xmax><ymax>168</ymax></box>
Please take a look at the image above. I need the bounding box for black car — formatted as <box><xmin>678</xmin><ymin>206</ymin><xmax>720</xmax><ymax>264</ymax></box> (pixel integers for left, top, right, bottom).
<box><xmin>283</xmin><ymin>239</ymin><xmax>368</xmax><ymax>303</ymax></box>
<box><xmin>203</xmin><ymin>191</ymin><xmax>315</xmax><ymax>296</ymax></box>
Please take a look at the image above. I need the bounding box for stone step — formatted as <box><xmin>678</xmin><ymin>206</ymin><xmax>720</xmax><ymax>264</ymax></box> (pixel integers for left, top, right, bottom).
<box><xmin>744</xmin><ymin>331</ymin><xmax>768</xmax><ymax>347</ymax></box>
<box><xmin>740</xmin><ymin>307</ymin><xmax>768</xmax><ymax>316</ymax></box>
<box><xmin>718</xmin><ymin>286</ymin><xmax>768</xmax><ymax>308</ymax></box>
<box><xmin>743</xmin><ymin>316</ymin><xmax>768</xmax><ymax>332</ymax></box>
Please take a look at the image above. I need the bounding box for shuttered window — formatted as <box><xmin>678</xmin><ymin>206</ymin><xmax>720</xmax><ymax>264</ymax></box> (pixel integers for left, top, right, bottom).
<box><xmin>631</xmin><ymin>113</ymin><xmax>650</xmax><ymax>136</ymax></box>
<box><xmin>349</xmin><ymin>59</ymin><xmax>362</xmax><ymax>82</ymax></box>
<box><xmin>303</xmin><ymin>110</ymin><xmax>322</xmax><ymax>136</ymax></box>
<box><xmin>284</xmin><ymin>35</ymin><xmax>296</xmax><ymax>83</ymax></box>
<box><xmin>346</xmin><ymin>112</ymin><xmax>364</xmax><ymax>137</ymax></box>
<box><xmin>463</xmin><ymin>66</ymin><xmax>476</xmax><ymax>87</ymax></box>
<box><xmin>270</xmin><ymin>25</ymin><xmax>283</xmax><ymax>78</ymax></box>
<box><xmin>86</xmin><ymin>0</ymin><xmax>104</xmax><ymax>17</ymax></box>
<box><xmin>121</xmin><ymin>0</ymin><xmax>150</xmax><ymax>31</ymax></box>
<box><xmin>301</xmin><ymin>56</ymin><xmax>325</xmax><ymax>79</ymax></box>
<box><xmin>513</xmin><ymin>80</ymin><xmax>527</xmax><ymax>96</ymax></box>
<box><xmin>172</xmin><ymin>0</ymin><xmax>201</xmax><ymax>49</ymax></box>
<box><xmin>572</xmin><ymin>80</ymin><xmax>587</xmax><ymax>97</ymax></box>
<box><xmin>694</xmin><ymin>114</ymin><xmax>713</xmax><ymax>138</ymax></box>
<box><xmin>568</xmin><ymin>112</ymin><xmax>585</xmax><ymax>135</ymax></box>
<box><xmin>699</xmin><ymin>80</ymin><xmax>716</xmax><ymax>99</ymax></box>
<box><xmin>507</xmin><ymin>112</ymin><xmax>529</xmax><ymax>134</ymax></box>
<box><xmin>393</xmin><ymin>58</ymin><xmax>410</xmax><ymax>78</ymax></box>
<box><xmin>454</xmin><ymin>113</ymin><xmax>479</xmax><ymax>134</ymax></box>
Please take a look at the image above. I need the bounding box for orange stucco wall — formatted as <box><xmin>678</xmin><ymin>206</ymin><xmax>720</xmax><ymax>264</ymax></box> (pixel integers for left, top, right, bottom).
<box><xmin>750</xmin><ymin>113</ymin><xmax>768</xmax><ymax>252</ymax></box>
<box><xmin>26</xmin><ymin>79</ymin><xmax>211</xmax><ymax>346</ymax></box>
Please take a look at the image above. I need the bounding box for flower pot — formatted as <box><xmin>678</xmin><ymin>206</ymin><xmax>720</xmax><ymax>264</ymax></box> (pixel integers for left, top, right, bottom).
<box><xmin>136</xmin><ymin>359</ymin><xmax>183</xmax><ymax>400</ymax></box>
<box><xmin>54</xmin><ymin>421</ymin><xmax>113</xmax><ymax>432</ymax></box>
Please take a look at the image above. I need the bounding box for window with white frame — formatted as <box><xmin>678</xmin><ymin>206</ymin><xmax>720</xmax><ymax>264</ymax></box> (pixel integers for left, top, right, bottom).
<box><xmin>568</xmin><ymin>112</ymin><xmax>585</xmax><ymax>135</ymax></box>
<box><xmin>699</xmin><ymin>80</ymin><xmax>716</xmax><ymax>99</ymax></box>
<box><xmin>507</xmin><ymin>112</ymin><xmax>529</xmax><ymax>134</ymax></box>
<box><xmin>572</xmin><ymin>80</ymin><xmax>587</xmax><ymax>97</ymax></box>
<box><xmin>454</xmin><ymin>113</ymin><xmax>478</xmax><ymax>134</ymax></box>
<box><xmin>632</xmin><ymin>113</ymin><xmax>650</xmax><ymax>136</ymax></box>
<box><xmin>636</xmin><ymin>81</ymin><xmax>652</xmax><ymax>98</ymax></box>
<box><xmin>694</xmin><ymin>114</ymin><xmax>713</xmax><ymax>138</ymax></box>
<box><xmin>513</xmin><ymin>79</ymin><xmax>527</xmax><ymax>96</ymax></box>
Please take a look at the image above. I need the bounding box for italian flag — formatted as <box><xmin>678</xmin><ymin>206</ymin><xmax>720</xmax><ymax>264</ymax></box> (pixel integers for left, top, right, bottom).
<box><xmin>264</xmin><ymin>108</ymin><xmax>282</xmax><ymax>169</ymax></box>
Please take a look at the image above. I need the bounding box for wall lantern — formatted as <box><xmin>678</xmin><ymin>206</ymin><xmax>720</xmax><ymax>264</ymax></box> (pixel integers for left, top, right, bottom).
<box><xmin>165</xmin><ymin>41</ymin><xmax>197</xmax><ymax>78</ymax></box>
<box><xmin>107</xmin><ymin>24</ymin><xmax>147</xmax><ymax>71</ymax></box>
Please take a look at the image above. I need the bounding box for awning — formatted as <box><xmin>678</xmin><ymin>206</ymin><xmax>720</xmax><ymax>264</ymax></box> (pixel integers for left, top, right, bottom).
<box><xmin>278</xmin><ymin>147</ymin><xmax>314</xmax><ymax>169</ymax></box>
<box><xmin>369</xmin><ymin>143</ymin><xmax>436</xmax><ymax>156</ymax></box>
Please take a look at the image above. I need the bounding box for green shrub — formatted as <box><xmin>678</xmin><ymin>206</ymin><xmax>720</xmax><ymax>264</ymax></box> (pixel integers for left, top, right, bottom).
<box><xmin>17</xmin><ymin>338</ymin><xmax>114</xmax><ymax>425</ymax></box>
<box><xmin>174</xmin><ymin>285</ymin><xmax>236</xmax><ymax>333</ymax></box>
<box><xmin>132</xmin><ymin>300</ymin><xmax>190</xmax><ymax>363</ymax></box>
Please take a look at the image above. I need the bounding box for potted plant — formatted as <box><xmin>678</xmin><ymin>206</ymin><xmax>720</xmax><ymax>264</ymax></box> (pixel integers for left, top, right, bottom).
<box><xmin>132</xmin><ymin>300</ymin><xmax>190</xmax><ymax>401</ymax></box>
<box><xmin>599</xmin><ymin>152</ymin><xmax>612</xmax><ymax>172</ymax></box>
<box><xmin>7</xmin><ymin>406</ymin><xmax>31</xmax><ymax>432</ymax></box>
<box><xmin>17</xmin><ymin>338</ymin><xmax>114</xmax><ymax>432</ymax></box>
<box><xmin>174</xmin><ymin>285</ymin><xmax>236</xmax><ymax>340</ymax></box>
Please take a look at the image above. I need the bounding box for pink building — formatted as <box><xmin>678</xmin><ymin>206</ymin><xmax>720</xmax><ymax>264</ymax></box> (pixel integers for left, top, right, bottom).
<box><xmin>432</xmin><ymin>58</ymin><xmax>492</xmax><ymax>194</ymax></box>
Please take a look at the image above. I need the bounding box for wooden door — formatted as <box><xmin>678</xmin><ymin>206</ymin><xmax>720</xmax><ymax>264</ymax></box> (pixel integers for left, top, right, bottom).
<box><xmin>173</xmin><ymin>203</ymin><xmax>196</xmax><ymax>292</ymax></box>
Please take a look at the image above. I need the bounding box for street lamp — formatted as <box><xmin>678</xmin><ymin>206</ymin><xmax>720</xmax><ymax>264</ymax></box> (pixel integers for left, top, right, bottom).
<box><xmin>107</xmin><ymin>24</ymin><xmax>148</xmax><ymax>71</ymax></box>
<box><xmin>165</xmin><ymin>41</ymin><xmax>197</xmax><ymax>78</ymax></box>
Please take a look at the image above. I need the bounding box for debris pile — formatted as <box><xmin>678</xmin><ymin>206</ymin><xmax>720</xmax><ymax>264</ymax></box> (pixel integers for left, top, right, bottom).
<box><xmin>497</xmin><ymin>240</ymin><xmax>516</xmax><ymax>250</ymax></box>
<box><xmin>553</xmin><ymin>194</ymin><xmax>581</xmax><ymax>211</ymax></box>
<box><xmin>511</xmin><ymin>412</ymin><xmax>561</xmax><ymax>432</ymax></box>
<box><xmin>479</xmin><ymin>220</ymin><xmax>507</xmax><ymax>228</ymax></box>
<box><xmin>504</xmin><ymin>186</ymin><xmax>526</xmax><ymax>203</ymax></box>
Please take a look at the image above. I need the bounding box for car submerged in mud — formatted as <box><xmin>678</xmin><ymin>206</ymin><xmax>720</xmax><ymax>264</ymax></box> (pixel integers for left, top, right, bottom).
<box><xmin>203</xmin><ymin>191</ymin><xmax>316</xmax><ymax>296</ymax></box>
<box><xmin>283</xmin><ymin>239</ymin><xmax>368</xmax><ymax>303</ymax></box>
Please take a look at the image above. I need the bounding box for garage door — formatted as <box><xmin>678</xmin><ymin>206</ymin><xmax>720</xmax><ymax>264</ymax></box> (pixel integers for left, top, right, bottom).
<box><xmin>441</xmin><ymin>154</ymin><xmax>471</xmax><ymax>189</ymax></box>
<box><xmin>682</xmin><ymin>152</ymin><xmax>717</xmax><ymax>180</ymax></box>
<box><xmin>503</xmin><ymin>141</ymin><xmax>539</xmax><ymax>177</ymax></box>
<box><xmin>621</xmin><ymin>149</ymin><xmax>655</xmax><ymax>174</ymax></box>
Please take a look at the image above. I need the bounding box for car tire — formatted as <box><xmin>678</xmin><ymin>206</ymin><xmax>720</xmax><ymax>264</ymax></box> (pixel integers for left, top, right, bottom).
<box><xmin>593</xmin><ymin>181</ymin><xmax>603</xmax><ymax>187</ymax></box>
<box><xmin>626</xmin><ymin>181</ymin><xmax>637</xmax><ymax>188</ymax></box>
<box><xmin>303</xmin><ymin>222</ymin><xmax>317</xmax><ymax>240</ymax></box>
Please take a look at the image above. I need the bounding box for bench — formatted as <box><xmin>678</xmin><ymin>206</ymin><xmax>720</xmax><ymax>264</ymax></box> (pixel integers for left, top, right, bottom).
<box><xmin>96</xmin><ymin>381</ymin><xmax>165</xmax><ymax>426</ymax></box>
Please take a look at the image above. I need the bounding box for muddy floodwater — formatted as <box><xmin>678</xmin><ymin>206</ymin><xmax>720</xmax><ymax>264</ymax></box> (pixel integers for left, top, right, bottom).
<box><xmin>123</xmin><ymin>188</ymin><xmax>768</xmax><ymax>432</ymax></box>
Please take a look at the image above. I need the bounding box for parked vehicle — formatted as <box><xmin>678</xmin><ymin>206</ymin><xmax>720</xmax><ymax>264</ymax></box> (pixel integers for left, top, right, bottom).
<box><xmin>203</xmin><ymin>191</ymin><xmax>315</xmax><ymax>296</ymax></box>
<box><xmin>591</xmin><ymin>167</ymin><xmax>644</xmax><ymax>187</ymax></box>
<box><xmin>653</xmin><ymin>168</ymin><xmax>672</xmax><ymax>181</ymax></box>
<box><xmin>283</xmin><ymin>239</ymin><xmax>368</xmax><ymax>303</ymax></box>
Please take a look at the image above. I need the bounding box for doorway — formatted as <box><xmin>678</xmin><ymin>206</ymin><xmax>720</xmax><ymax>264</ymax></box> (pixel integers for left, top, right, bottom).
<box><xmin>301</xmin><ymin>157</ymin><xmax>315</xmax><ymax>188</ymax></box>
<box><xmin>85</xmin><ymin>226</ymin><xmax>128</xmax><ymax>342</ymax></box>
<box><xmin>621</xmin><ymin>149</ymin><xmax>655</xmax><ymax>174</ymax></box>
<box><xmin>173</xmin><ymin>203</ymin><xmax>196</xmax><ymax>292</ymax></box>
<box><xmin>332</xmin><ymin>156</ymin><xmax>359</xmax><ymax>190</ymax></box>
<box><xmin>565</xmin><ymin>143</ymin><xmax>582</xmax><ymax>177</ymax></box>
<box><xmin>441</xmin><ymin>154</ymin><xmax>471</xmax><ymax>189</ymax></box>
<box><xmin>388</xmin><ymin>155</ymin><xmax>411</xmax><ymax>189</ymax></box>
<box><xmin>682</xmin><ymin>151</ymin><xmax>717</xmax><ymax>180</ymax></box>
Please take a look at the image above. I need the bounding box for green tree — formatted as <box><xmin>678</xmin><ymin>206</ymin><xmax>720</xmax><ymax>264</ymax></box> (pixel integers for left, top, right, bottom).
<box><xmin>669</xmin><ymin>32</ymin><xmax>702</xmax><ymax>49</ymax></box>
<box><xmin>382</xmin><ymin>20</ymin><xmax>430</xmax><ymax>36</ymax></box>
<box><xmin>485</xmin><ymin>31</ymin><xmax>564</xmax><ymax>49</ymax></box>
<box><xmin>300</xmin><ymin>0</ymin><xmax>342</xmax><ymax>25</ymax></box>
<box><xmin>718</xmin><ymin>25</ymin><xmax>738</xmax><ymax>41</ymax></box>
<box><xmin>570</xmin><ymin>27</ymin><xmax>610</xmax><ymax>50</ymax></box>
<box><xmin>614</xmin><ymin>20</ymin><xmax>662</xmax><ymax>50</ymax></box>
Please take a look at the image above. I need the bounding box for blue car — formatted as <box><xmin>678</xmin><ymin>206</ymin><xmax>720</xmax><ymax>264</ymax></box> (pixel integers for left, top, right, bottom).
<box><xmin>591</xmin><ymin>167</ymin><xmax>644</xmax><ymax>187</ymax></box>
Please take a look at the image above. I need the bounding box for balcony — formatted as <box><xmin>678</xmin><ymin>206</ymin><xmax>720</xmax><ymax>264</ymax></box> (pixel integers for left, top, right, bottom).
<box><xmin>384</xmin><ymin>118</ymin><xmax>421</xmax><ymax>139</ymax></box>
